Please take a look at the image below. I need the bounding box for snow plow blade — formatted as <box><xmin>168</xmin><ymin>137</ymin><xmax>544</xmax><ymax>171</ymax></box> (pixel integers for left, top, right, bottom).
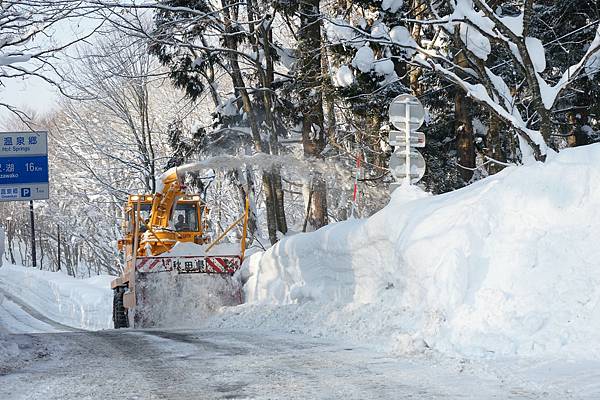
<box><xmin>135</xmin><ymin>255</ymin><xmax>241</xmax><ymax>274</ymax></box>
<box><xmin>122</xmin><ymin>255</ymin><xmax>242</xmax><ymax>328</ymax></box>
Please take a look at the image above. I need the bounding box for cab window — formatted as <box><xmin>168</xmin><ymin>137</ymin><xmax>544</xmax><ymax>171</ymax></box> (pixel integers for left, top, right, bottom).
<box><xmin>127</xmin><ymin>203</ymin><xmax>152</xmax><ymax>232</ymax></box>
<box><xmin>173</xmin><ymin>203</ymin><xmax>199</xmax><ymax>232</ymax></box>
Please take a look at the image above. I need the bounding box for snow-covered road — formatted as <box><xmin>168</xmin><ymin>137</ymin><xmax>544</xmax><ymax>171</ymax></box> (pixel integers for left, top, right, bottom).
<box><xmin>2</xmin><ymin>328</ymin><xmax>599</xmax><ymax>399</ymax></box>
<box><xmin>0</xmin><ymin>278</ymin><xmax>598</xmax><ymax>399</ymax></box>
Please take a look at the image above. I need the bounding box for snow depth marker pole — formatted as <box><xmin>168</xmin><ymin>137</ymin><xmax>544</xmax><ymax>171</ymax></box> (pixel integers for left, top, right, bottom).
<box><xmin>350</xmin><ymin>154</ymin><xmax>361</xmax><ymax>218</ymax></box>
<box><xmin>240</xmin><ymin>195</ymin><xmax>250</xmax><ymax>262</ymax></box>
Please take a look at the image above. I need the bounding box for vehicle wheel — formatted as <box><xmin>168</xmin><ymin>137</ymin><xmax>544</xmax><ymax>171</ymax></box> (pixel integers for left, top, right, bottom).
<box><xmin>113</xmin><ymin>287</ymin><xmax>129</xmax><ymax>329</ymax></box>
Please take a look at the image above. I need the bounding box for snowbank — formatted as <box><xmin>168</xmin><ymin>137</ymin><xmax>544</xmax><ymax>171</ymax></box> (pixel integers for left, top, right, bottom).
<box><xmin>0</xmin><ymin>226</ymin><xmax>4</xmax><ymax>267</ymax></box>
<box><xmin>0</xmin><ymin>294</ymin><xmax>19</xmax><ymax>363</ymax></box>
<box><xmin>0</xmin><ymin>333</ymin><xmax>19</xmax><ymax>368</ymax></box>
<box><xmin>0</xmin><ymin>265</ymin><xmax>113</xmax><ymax>330</ymax></box>
<box><xmin>213</xmin><ymin>144</ymin><xmax>600</xmax><ymax>358</ymax></box>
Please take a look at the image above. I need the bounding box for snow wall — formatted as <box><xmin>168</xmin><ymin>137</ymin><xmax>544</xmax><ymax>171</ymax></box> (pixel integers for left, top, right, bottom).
<box><xmin>0</xmin><ymin>265</ymin><xmax>113</xmax><ymax>330</ymax></box>
<box><xmin>214</xmin><ymin>144</ymin><xmax>600</xmax><ymax>358</ymax></box>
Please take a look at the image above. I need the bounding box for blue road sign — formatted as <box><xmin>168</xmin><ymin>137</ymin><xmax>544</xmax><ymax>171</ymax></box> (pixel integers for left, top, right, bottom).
<box><xmin>0</xmin><ymin>131</ymin><xmax>49</xmax><ymax>201</ymax></box>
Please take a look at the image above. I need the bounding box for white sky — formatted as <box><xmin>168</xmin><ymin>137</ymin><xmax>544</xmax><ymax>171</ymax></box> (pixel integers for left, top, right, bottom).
<box><xmin>0</xmin><ymin>77</ymin><xmax>58</xmax><ymax>122</ymax></box>
<box><xmin>0</xmin><ymin>14</ymin><xmax>103</xmax><ymax>127</ymax></box>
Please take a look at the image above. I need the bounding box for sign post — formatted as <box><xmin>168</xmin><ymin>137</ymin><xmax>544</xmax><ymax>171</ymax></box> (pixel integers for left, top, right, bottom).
<box><xmin>0</xmin><ymin>131</ymin><xmax>49</xmax><ymax>268</ymax></box>
<box><xmin>30</xmin><ymin>200</ymin><xmax>36</xmax><ymax>268</ymax></box>
<box><xmin>388</xmin><ymin>95</ymin><xmax>426</xmax><ymax>189</ymax></box>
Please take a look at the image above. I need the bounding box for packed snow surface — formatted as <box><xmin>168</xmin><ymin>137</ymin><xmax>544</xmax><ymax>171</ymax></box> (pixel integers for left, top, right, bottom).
<box><xmin>0</xmin><ymin>265</ymin><xmax>113</xmax><ymax>330</ymax></box>
<box><xmin>214</xmin><ymin>144</ymin><xmax>600</xmax><ymax>359</ymax></box>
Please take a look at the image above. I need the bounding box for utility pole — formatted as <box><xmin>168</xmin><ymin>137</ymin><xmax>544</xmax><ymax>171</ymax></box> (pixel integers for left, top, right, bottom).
<box><xmin>29</xmin><ymin>200</ymin><xmax>36</xmax><ymax>268</ymax></box>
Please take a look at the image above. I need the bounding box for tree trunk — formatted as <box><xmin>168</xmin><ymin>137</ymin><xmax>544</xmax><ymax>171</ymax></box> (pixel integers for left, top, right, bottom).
<box><xmin>261</xmin><ymin>173</ymin><xmax>279</xmax><ymax>243</ymax></box>
<box><xmin>245</xmin><ymin>173</ymin><xmax>259</xmax><ymax>239</ymax></box>
<box><xmin>321</xmin><ymin>45</ymin><xmax>338</xmax><ymax>145</ymax></box>
<box><xmin>409</xmin><ymin>0</ymin><xmax>426</xmax><ymax>95</ymax></box>
<box><xmin>455</xmin><ymin>91</ymin><xmax>476</xmax><ymax>182</ymax></box>
<box><xmin>221</xmin><ymin>0</ymin><xmax>280</xmax><ymax>243</ymax></box>
<box><xmin>257</xmin><ymin>15</ymin><xmax>287</xmax><ymax>237</ymax></box>
<box><xmin>567</xmin><ymin>103</ymin><xmax>590</xmax><ymax>147</ymax></box>
<box><xmin>367</xmin><ymin>113</ymin><xmax>385</xmax><ymax>168</ymax></box>
<box><xmin>454</xmin><ymin>36</ymin><xmax>475</xmax><ymax>182</ymax></box>
<box><xmin>297</xmin><ymin>0</ymin><xmax>328</xmax><ymax>230</ymax></box>
<box><xmin>6</xmin><ymin>220</ymin><xmax>16</xmax><ymax>264</ymax></box>
<box><xmin>486</xmin><ymin>114</ymin><xmax>506</xmax><ymax>175</ymax></box>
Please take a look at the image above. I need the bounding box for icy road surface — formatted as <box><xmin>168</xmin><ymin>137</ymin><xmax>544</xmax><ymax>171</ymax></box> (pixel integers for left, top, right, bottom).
<box><xmin>2</xmin><ymin>327</ymin><xmax>600</xmax><ymax>400</ymax></box>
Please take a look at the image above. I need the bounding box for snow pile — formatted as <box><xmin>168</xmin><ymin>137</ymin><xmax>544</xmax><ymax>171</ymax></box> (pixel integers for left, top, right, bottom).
<box><xmin>0</xmin><ymin>227</ymin><xmax>4</xmax><ymax>267</ymax></box>
<box><xmin>213</xmin><ymin>145</ymin><xmax>600</xmax><ymax>358</ymax></box>
<box><xmin>0</xmin><ymin>294</ymin><xmax>19</xmax><ymax>363</ymax></box>
<box><xmin>0</xmin><ymin>332</ymin><xmax>18</xmax><ymax>358</ymax></box>
<box><xmin>164</xmin><ymin>241</ymin><xmax>208</xmax><ymax>256</ymax></box>
<box><xmin>0</xmin><ymin>265</ymin><xmax>113</xmax><ymax>330</ymax></box>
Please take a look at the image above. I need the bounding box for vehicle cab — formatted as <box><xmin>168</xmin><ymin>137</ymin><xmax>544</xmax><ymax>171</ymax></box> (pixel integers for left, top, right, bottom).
<box><xmin>118</xmin><ymin>194</ymin><xmax>209</xmax><ymax>260</ymax></box>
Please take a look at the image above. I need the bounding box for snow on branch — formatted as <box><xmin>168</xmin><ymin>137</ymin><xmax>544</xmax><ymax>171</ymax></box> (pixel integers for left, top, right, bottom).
<box><xmin>536</xmin><ymin>24</ymin><xmax>600</xmax><ymax>110</ymax></box>
<box><xmin>0</xmin><ymin>1</ymin><xmax>109</xmax><ymax>112</ymax></box>
<box><xmin>328</xmin><ymin>0</ymin><xmax>600</xmax><ymax>160</ymax></box>
<box><xmin>415</xmin><ymin>54</ymin><xmax>547</xmax><ymax>158</ymax></box>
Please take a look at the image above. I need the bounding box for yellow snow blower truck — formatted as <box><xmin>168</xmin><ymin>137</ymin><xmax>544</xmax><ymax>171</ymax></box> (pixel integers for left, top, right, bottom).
<box><xmin>111</xmin><ymin>164</ymin><xmax>249</xmax><ymax>328</ymax></box>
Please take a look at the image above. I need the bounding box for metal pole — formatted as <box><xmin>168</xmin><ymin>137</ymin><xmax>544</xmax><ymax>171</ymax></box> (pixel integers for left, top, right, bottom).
<box><xmin>57</xmin><ymin>224</ymin><xmax>61</xmax><ymax>271</ymax></box>
<box><xmin>240</xmin><ymin>195</ymin><xmax>250</xmax><ymax>261</ymax></box>
<box><xmin>404</xmin><ymin>102</ymin><xmax>411</xmax><ymax>185</ymax></box>
<box><xmin>29</xmin><ymin>200</ymin><xmax>36</xmax><ymax>268</ymax></box>
<box><xmin>39</xmin><ymin>231</ymin><xmax>43</xmax><ymax>270</ymax></box>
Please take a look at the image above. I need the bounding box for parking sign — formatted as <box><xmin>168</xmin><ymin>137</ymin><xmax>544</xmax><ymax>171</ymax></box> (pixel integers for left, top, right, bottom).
<box><xmin>0</xmin><ymin>131</ymin><xmax>49</xmax><ymax>201</ymax></box>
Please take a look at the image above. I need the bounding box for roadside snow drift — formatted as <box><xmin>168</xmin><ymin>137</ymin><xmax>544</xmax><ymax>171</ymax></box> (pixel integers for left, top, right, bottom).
<box><xmin>214</xmin><ymin>144</ymin><xmax>600</xmax><ymax>358</ymax></box>
<box><xmin>0</xmin><ymin>265</ymin><xmax>113</xmax><ymax>330</ymax></box>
